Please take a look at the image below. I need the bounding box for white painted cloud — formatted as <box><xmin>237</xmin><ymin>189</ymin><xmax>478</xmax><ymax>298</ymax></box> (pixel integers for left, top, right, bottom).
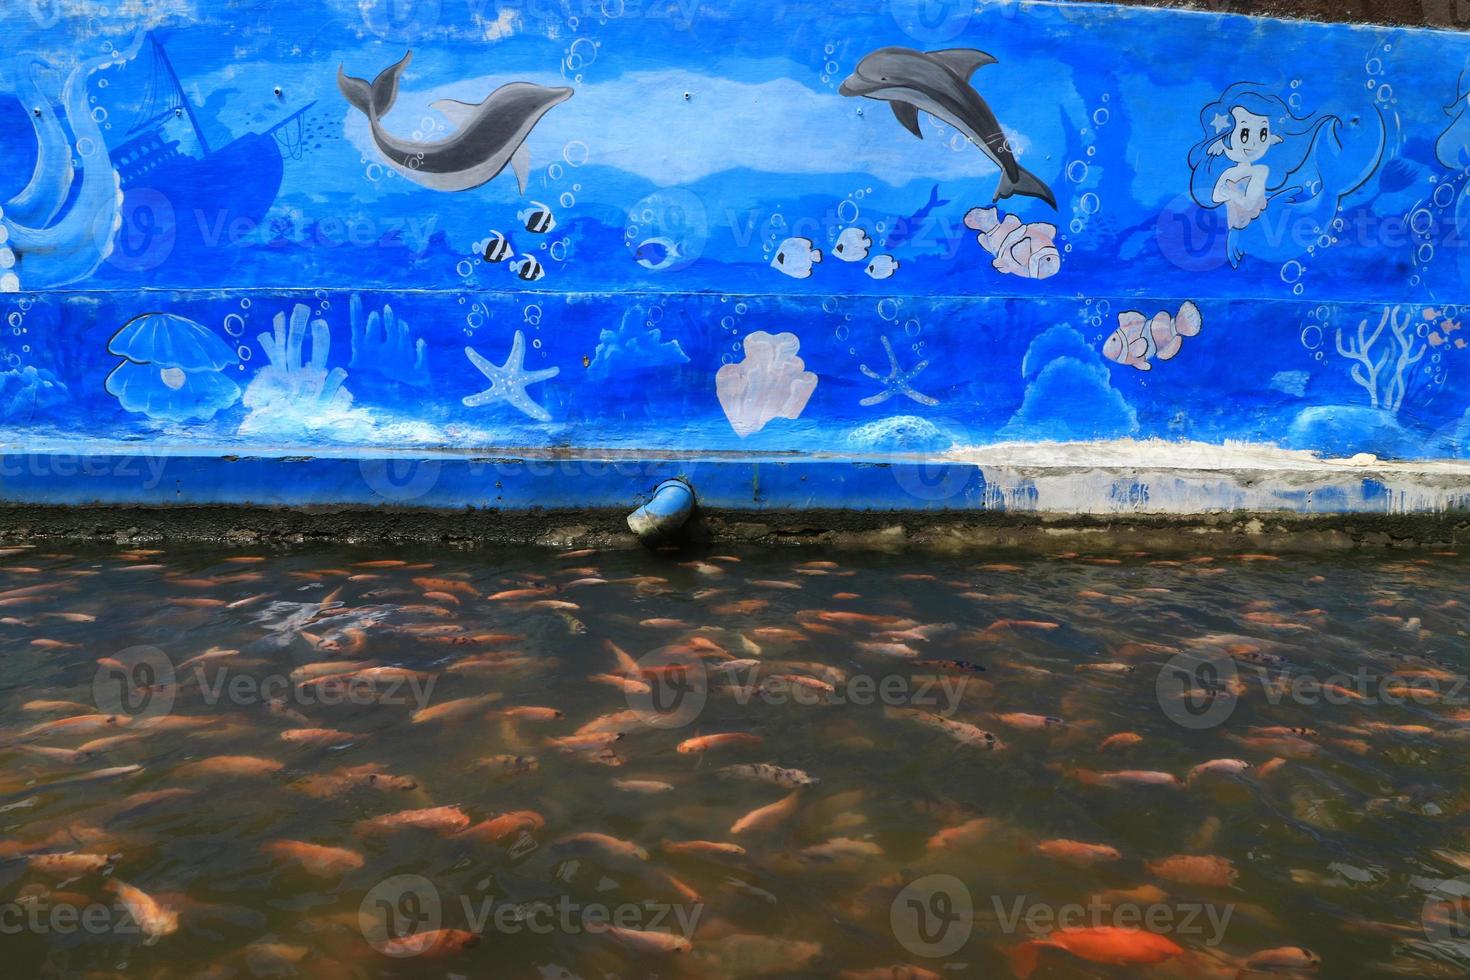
<box><xmin>341</xmin><ymin>67</ymin><xmax>1069</xmax><ymax>189</ymax></box>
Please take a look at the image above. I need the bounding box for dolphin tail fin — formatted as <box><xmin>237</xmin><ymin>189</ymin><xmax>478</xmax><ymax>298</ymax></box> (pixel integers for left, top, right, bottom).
<box><xmin>995</xmin><ymin>164</ymin><xmax>1056</xmax><ymax>209</ymax></box>
<box><xmin>337</xmin><ymin>66</ymin><xmax>373</xmax><ymax>116</ymax></box>
<box><xmin>369</xmin><ymin>50</ymin><xmax>413</xmax><ymax>116</ymax></box>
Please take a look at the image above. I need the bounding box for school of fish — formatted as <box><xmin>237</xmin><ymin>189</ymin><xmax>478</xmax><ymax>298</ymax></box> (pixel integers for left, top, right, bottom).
<box><xmin>0</xmin><ymin>542</ymin><xmax>1467</xmax><ymax>976</ymax></box>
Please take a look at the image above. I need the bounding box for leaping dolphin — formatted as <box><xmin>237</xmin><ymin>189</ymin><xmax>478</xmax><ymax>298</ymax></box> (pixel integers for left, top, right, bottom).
<box><xmin>339</xmin><ymin>52</ymin><xmax>572</xmax><ymax>194</ymax></box>
<box><xmin>840</xmin><ymin>47</ymin><xmax>1056</xmax><ymax>209</ymax></box>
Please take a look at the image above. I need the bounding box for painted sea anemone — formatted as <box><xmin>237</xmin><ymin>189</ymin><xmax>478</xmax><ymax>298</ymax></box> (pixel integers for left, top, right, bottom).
<box><xmin>105</xmin><ymin>313</ymin><xmax>241</xmax><ymax>422</ymax></box>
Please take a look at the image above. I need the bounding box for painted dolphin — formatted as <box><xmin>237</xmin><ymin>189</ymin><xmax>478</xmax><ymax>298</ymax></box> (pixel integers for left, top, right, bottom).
<box><xmin>840</xmin><ymin>47</ymin><xmax>1056</xmax><ymax>209</ymax></box>
<box><xmin>338</xmin><ymin>52</ymin><xmax>572</xmax><ymax>194</ymax></box>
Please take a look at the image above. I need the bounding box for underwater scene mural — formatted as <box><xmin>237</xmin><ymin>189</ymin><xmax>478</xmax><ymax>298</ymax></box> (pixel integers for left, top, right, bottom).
<box><xmin>0</xmin><ymin>0</ymin><xmax>1469</xmax><ymax>465</ymax></box>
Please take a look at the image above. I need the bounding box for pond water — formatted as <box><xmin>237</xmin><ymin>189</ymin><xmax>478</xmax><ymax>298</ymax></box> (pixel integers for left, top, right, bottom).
<box><xmin>1</xmin><ymin>542</ymin><xmax>1467</xmax><ymax>978</ymax></box>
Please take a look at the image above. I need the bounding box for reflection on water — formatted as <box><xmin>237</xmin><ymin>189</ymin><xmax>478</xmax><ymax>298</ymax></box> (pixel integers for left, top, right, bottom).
<box><xmin>1</xmin><ymin>543</ymin><xmax>1468</xmax><ymax>977</ymax></box>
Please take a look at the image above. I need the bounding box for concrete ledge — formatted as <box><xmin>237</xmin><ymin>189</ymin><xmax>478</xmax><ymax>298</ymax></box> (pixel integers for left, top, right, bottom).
<box><xmin>0</xmin><ymin>440</ymin><xmax>1466</xmax><ymax>550</ymax></box>
<box><xmin>0</xmin><ymin>440</ymin><xmax>1466</xmax><ymax>515</ymax></box>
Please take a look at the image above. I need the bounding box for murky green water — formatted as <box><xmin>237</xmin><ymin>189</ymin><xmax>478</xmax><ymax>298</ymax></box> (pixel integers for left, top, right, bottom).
<box><xmin>2</xmin><ymin>543</ymin><xmax>1469</xmax><ymax>978</ymax></box>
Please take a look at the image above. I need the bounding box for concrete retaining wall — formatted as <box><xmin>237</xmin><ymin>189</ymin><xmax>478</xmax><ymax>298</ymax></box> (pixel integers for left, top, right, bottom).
<box><xmin>1</xmin><ymin>1</ymin><xmax>1468</xmax><ymax>519</ymax></box>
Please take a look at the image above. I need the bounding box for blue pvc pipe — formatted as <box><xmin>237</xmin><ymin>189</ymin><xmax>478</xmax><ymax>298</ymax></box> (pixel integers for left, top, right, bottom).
<box><xmin>627</xmin><ymin>478</ymin><xmax>695</xmax><ymax>542</ymax></box>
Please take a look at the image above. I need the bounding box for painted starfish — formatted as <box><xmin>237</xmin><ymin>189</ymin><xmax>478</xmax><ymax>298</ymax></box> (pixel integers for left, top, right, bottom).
<box><xmin>462</xmin><ymin>330</ymin><xmax>560</xmax><ymax>421</ymax></box>
<box><xmin>859</xmin><ymin>335</ymin><xmax>937</xmax><ymax>407</ymax></box>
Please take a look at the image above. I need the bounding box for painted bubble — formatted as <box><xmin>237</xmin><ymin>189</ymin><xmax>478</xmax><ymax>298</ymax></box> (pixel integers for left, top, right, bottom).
<box><xmin>563</xmin><ymin>141</ymin><xmax>590</xmax><ymax>167</ymax></box>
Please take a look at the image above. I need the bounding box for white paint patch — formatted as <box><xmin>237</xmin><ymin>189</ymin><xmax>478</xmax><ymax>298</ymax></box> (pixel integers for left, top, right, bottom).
<box><xmin>478</xmin><ymin>7</ymin><xmax>519</xmax><ymax>40</ymax></box>
<box><xmin>945</xmin><ymin>439</ymin><xmax>1470</xmax><ymax>515</ymax></box>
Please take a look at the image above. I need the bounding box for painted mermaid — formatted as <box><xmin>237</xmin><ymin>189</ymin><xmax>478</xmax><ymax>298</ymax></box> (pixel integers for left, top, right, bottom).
<box><xmin>1188</xmin><ymin>84</ymin><xmax>1341</xmax><ymax>266</ymax></box>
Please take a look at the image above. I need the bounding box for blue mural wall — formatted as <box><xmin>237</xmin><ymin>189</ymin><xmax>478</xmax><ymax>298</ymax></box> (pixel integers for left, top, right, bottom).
<box><xmin>1</xmin><ymin>0</ymin><xmax>1469</xmax><ymax>466</ymax></box>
